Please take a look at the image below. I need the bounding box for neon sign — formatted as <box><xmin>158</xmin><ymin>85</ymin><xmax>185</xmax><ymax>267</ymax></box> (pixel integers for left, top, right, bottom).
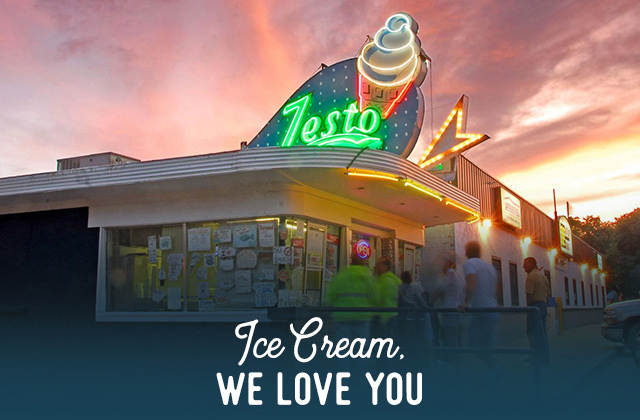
<box><xmin>417</xmin><ymin>95</ymin><xmax>489</xmax><ymax>169</ymax></box>
<box><xmin>248</xmin><ymin>13</ymin><xmax>428</xmax><ymax>157</ymax></box>
<box><xmin>355</xmin><ymin>239</ymin><xmax>372</xmax><ymax>259</ymax></box>
<box><xmin>280</xmin><ymin>93</ymin><xmax>382</xmax><ymax>149</ymax></box>
<box><xmin>357</xmin><ymin>12</ymin><xmax>428</xmax><ymax>118</ymax></box>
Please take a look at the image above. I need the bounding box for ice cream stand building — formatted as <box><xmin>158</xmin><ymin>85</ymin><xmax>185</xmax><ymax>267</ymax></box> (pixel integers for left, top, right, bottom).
<box><xmin>0</xmin><ymin>13</ymin><xmax>603</xmax><ymax>324</ymax></box>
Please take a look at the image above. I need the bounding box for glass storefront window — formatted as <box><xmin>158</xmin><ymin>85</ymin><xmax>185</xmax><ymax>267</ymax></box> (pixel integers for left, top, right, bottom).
<box><xmin>106</xmin><ymin>224</ymin><xmax>183</xmax><ymax>312</ymax></box>
<box><xmin>105</xmin><ymin>216</ymin><xmax>343</xmax><ymax>313</ymax></box>
<box><xmin>211</xmin><ymin>218</ymin><xmax>279</xmax><ymax>311</ymax></box>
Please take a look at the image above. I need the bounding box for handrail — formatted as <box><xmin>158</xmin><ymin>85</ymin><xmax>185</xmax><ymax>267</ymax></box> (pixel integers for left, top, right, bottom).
<box><xmin>268</xmin><ymin>305</ymin><xmax>544</xmax><ymax>397</ymax></box>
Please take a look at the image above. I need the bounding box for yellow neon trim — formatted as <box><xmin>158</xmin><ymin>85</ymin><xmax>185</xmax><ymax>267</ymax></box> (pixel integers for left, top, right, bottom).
<box><xmin>417</xmin><ymin>98</ymin><xmax>488</xmax><ymax>168</ymax></box>
<box><xmin>285</xmin><ymin>224</ymin><xmax>307</xmax><ymax>231</ymax></box>
<box><xmin>404</xmin><ymin>181</ymin><xmax>443</xmax><ymax>201</ymax></box>
<box><xmin>230</xmin><ymin>217</ymin><xmax>278</xmax><ymax>224</ymax></box>
<box><xmin>346</xmin><ymin>172</ymin><xmax>399</xmax><ymax>181</ymax></box>
<box><xmin>468</xmin><ymin>217</ymin><xmax>480</xmax><ymax>225</ymax></box>
<box><xmin>419</xmin><ymin>133</ymin><xmax>485</xmax><ymax>168</ymax></box>
<box><xmin>445</xmin><ymin>200</ymin><xmax>480</xmax><ymax>218</ymax></box>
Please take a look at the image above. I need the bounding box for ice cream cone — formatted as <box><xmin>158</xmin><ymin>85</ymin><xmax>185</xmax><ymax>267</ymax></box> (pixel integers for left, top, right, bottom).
<box><xmin>356</xmin><ymin>13</ymin><xmax>427</xmax><ymax>119</ymax></box>
<box><xmin>358</xmin><ymin>75</ymin><xmax>412</xmax><ymax>117</ymax></box>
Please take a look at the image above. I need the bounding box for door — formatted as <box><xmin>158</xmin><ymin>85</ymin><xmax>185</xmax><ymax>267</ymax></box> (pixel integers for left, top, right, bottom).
<box><xmin>304</xmin><ymin>223</ymin><xmax>327</xmax><ymax>306</ymax></box>
<box><xmin>403</xmin><ymin>244</ymin><xmax>416</xmax><ymax>280</ymax></box>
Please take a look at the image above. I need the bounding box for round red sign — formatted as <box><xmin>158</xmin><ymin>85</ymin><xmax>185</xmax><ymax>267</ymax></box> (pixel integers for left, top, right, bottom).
<box><xmin>354</xmin><ymin>239</ymin><xmax>371</xmax><ymax>259</ymax></box>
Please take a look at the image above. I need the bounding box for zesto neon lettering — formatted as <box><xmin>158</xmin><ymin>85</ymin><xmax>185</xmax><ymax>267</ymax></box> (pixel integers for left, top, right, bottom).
<box><xmin>280</xmin><ymin>93</ymin><xmax>383</xmax><ymax>149</ymax></box>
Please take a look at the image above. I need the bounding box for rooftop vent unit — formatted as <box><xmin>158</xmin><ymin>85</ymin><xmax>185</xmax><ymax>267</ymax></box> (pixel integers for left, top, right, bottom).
<box><xmin>57</xmin><ymin>152</ymin><xmax>140</xmax><ymax>171</ymax></box>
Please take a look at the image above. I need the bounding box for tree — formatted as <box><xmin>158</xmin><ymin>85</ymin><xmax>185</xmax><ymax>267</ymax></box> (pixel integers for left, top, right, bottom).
<box><xmin>568</xmin><ymin>215</ymin><xmax>613</xmax><ymax>252</ymax></box>
<box><xmin>570</xmin><ymin>208</ymin><xmax>640</xmax><ymax>300</ymax></box>
<box><xmin>609</xmin><ymin>208</ymin><xmax>640</xmax><ymax>299</ymax></box>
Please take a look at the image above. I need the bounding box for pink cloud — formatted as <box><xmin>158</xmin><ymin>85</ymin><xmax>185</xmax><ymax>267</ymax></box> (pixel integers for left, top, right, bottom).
<box><xmin>1</xmin><ymin>0</ymin><xmax>640</xmax><ymax>220</ymax></box>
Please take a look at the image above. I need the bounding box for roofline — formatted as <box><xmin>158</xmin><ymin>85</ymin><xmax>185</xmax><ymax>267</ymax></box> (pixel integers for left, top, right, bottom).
<box><xmin>56</xmin><ymin>151</ymin><xmax>141</xmax><ymax>162</ymax></box>
<box><xmin>0</xmin><ymin>147</ymin><xmax>480</xmax><ymax>213</ymax></box>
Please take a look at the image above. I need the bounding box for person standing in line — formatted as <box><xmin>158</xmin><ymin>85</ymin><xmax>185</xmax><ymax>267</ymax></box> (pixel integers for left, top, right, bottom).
<box><xmin>397</xmin><ymin>270</ymin><xmax>432</xmax><ymax>362</ymax></box>
<box><xmin>458</xmin><ymin>241</ymin><xmax>500</xmax><ymax>382</ymax></box>
<box><xmin>326</xmin><ymin>255</ymin><xmax>379</xmax><ymax>376</ymax></box>
<box><xmin>431</xmin><ymin>258</ymin><xmax>465</xmax><ymax>363</ymax></box>
<box><xmin>373</xmin><ymin>256</ymin><xmax>402</xmax><ymax>337</ymax></box>
<box><xmin>524</xmin><ymin>257</ymin><xmax>551</xmax><ymax>365</ymax></box>
<box><xmin>327</xmin><ymin>254</ymin><xmax>379</xmax><ymax>338</ymax></box>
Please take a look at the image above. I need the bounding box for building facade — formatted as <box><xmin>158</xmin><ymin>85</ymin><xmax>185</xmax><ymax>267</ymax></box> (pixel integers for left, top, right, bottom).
<box><xmin>423</xmin><ymin>156</ymin><xmax>605</xmax><ymax>330</ymax></box>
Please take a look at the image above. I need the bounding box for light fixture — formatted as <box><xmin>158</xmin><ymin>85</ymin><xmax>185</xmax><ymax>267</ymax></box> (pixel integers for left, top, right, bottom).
<box><xmin>549</xmin><ymin>249</ymin><xmax>558</xmax><ymax>257</ymax></box>
<box><xmin>482</xmin><ymin>219</ymin><xmax>492</xmax><ymax>228</ymax></box>
<box><xmin>444</xmin><ymin>200</ymin><xmax>480</xmax><ymax>219</ymax></box>
<box><xmin>522</xmin><ymin>237</ymin><xmax>532</xmax><ymax>245</ymax></box>
<box><xmin>346</xmin><ymin>171</ymin><xmax>399</xmax><ymax>181</ymax></box>
<box><xmin>581</xmin><ymin>263</ymin><xmax>588</xmax><ymax>270</ymax></box>
<box><xmin>285</xmin><ymin>224</ymin><xmax>307</xmax><ymax>232</ymax></box>
<box><xmin>404</xmin><ymin>181</ymin><xmax>443</xmax><ymax>201</ymax></box>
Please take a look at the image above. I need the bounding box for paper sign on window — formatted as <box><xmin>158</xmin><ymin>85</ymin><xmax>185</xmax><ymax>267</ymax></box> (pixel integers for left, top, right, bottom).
<box><xmin>159</xmin><ymin>236</ymin><xmax>172</xmax><ymax>250</ymax></box>
<box><xmin>188</xmin><ymin>228</ymin><xmax>211</xmax><ymax>251</ymax></box>
<box><xmin>167</xmin><ymin>254</ymin><xmax>183</xmax><ymax>281</ymax></box>
<box><xmin>273</xmin><ymin>246</ymin><xmax>293</xmax><ymax>264</ymax></box>
<box><xmin>198</xmin><ymin>282</ymin><xmax>210</xmax><ymax>298</ymax></box>
<box><xmin>235</xmin><ymin>271</ymin><xmax>252</xmax><ymax>293</ymax></box>
<box><xmin>233</xmin><ymin>225</ymin><xmax>257</xmax><ymax>248</ymax></box>
<box><xmin>219</xmin><ymin>247</ymin><xmax>236</xmax><ymax>272</ymax></box>
<box><xmin>148</xmin><ymin>236</ymin><xmax>158</xmax><ymax>264</ymax></box>
<box><xmin>258</xmin><ymin>223</ymin><xmax>276</xmax><ymax>248</ymax></box>
<box><xmin>237</xmin><ymin>249</ymin><xmax>258</xmax><ymax>268</ymax></box>
<box><xmin>213</xmin><ymin>229</ymin><xmax>232</xmax><ymax>243</ymax></box>
<box><xmin>198</xmin><ymin>299</ymin><xmax>214</xmax><ymax>312</ymax></box>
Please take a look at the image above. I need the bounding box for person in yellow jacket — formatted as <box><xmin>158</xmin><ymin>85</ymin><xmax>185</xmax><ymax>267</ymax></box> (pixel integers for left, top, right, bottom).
<box><xmin>374</xmin><ymin>256</ymin><xmax>402</xmax><ymax>333</ymax></box>
<box><xmin>326</xmin><ymin>255</ymin><xmax>379</xmax><ymax>340</ymax></box>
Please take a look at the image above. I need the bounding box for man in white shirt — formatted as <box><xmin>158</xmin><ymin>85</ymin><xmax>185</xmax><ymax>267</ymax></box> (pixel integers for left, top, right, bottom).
<box><xmin>458</xmin><ymin>241</ymin><xmax>500</xmax><ymax>381</ymax></box>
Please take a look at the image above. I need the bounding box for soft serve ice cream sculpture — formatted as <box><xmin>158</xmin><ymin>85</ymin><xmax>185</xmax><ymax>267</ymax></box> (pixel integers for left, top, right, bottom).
<box><xmin>357</xmin><ymin>13</ymin><xmax>428</xmax><ymax>119</ymax></box>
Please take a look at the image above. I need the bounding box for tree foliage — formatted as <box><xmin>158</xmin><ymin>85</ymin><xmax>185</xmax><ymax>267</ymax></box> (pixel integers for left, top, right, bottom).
<box><xmin>568</xmin><ymin>215</ymin><xmax>613</xmax><ymax>252</ymax></box>
<box><xmin>570</xmin><ymin>208</ymin><xmax>640</xmax><ymax>300</ymax></box>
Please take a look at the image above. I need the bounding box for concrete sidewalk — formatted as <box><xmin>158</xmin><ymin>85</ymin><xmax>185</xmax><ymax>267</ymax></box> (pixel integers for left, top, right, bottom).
<box><xmin>421</xmin><ymin>322</ymin><xmax>622</xmax><ymax>410</ymax></box>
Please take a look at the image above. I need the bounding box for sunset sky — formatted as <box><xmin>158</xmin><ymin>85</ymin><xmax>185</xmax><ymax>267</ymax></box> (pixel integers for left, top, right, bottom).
<box><xmin>1</xmin><ymin>0</ymin><xmax>639</xmax><ymax>221</ymax></box>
